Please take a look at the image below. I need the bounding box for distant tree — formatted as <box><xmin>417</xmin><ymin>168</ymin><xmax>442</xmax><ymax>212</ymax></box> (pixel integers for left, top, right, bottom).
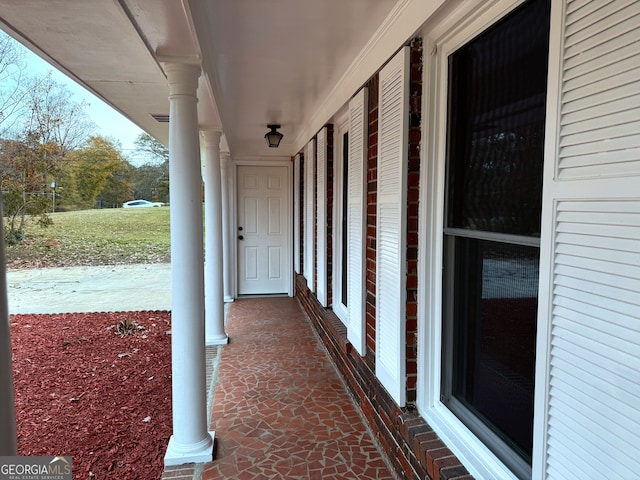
<box><xmin>17</xmin><ymin>72</ymin><xmax>96</xmax><ymax>155</ymax></box>
<box><xmin>0</xmin><ymin>135</ymin><xmax>60</xmax><ymax>243</ymax></box>
<box><xmin>0</xmin><ymin>69</ymin><xmax>101</xmax><ymax>240</ymax></box>
<box><xmin>0</xmin><ymin>32</ymin><xmax>29</xmax><ymax>136</ymax></box>
<box><xmin>133</xmin><ymin>133</ymin><xmax>169</xmax><ymax>203</ymax></box>
<box><xmin>133</xmin><ymin>133</ymin><xmax>168</xmax><ymax>165</ymax></box>
<box><xmin>58</xmin><ymin>136</ymin><xmax>130</xmax><ymax>211</ymax></box>
<box><xmin>96</xmin><ymin>160</ymin><xmax>135</xmax><ymax>208</ymax></box>
<box><xmin>133</xmin><ymin>164</ymin><xmax>169</xmax><ymax>203</ymax></box>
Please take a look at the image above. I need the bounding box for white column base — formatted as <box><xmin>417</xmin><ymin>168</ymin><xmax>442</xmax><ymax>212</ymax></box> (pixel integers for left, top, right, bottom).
<box><xmin>206</xmin><ymin>334</ymin><xmax>229</xmax><ymax>346</ymax></box>
<box><xmin>164</xmin><ymin>431</ymin><xmax>215</xmax><ymax>466</ymax></box>
<box><xmin>224</xmin><ymin>297</ymin><xmax>235</xmax><ymax>303</ymax></box>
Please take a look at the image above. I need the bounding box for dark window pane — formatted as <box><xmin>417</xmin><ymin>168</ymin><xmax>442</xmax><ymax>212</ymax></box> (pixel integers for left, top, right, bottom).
<box><xmin>449</xmin><ymin>238</ymin><xmax>538</xmax><ymax>460</ymax></box>
<box><xmin>446</xmin><ymin>0</ymin><xmax>550</xmax><ymax>236</ymax></box>
<box><xmin>342</xmin><ymin>132</ymin><xmax>349</xmax><ymax>307</ymax></box>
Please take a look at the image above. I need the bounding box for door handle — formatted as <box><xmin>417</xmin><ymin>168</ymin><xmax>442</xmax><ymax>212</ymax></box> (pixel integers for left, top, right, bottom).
<box><xmin>238</xmin><ymin>235</ymin><xmax>244</xmax><ymax>240</ymax></box>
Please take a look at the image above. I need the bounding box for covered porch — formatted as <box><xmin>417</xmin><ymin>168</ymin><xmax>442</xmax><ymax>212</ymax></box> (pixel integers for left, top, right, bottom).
<box><xmin>162</xmin><ymin>295</ymin><xmax>397</xmax><ymax>480</ymax></box>
<box><xmin>0</xmin><ymin>0</ymin><xmax>416</xmax><ymax>469</ymax></box>
<box><xmin>2</xmin><ymin>1</ymin><xmax>639</xmax><ymax>479</ymax></box>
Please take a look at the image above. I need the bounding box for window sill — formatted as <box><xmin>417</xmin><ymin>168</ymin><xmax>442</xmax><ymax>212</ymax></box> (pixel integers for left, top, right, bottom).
<box><xmin>420</xmin><ymin>403</ymin><xmax>520</xmax><ymax>480</ymax></box>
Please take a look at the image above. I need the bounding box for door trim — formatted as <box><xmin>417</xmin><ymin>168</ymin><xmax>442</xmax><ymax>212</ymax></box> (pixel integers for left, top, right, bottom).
<box><xmin>234</xmin><ymin>160</ymin><xmax>293</xmax><ymax>297</ymax></box>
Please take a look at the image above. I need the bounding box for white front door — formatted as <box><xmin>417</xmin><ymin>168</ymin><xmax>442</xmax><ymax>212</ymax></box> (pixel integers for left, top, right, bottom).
<box><xmin>237</xmin><ymin>165</ymin><xmax>290</xmax><ymax>295</ymax></box>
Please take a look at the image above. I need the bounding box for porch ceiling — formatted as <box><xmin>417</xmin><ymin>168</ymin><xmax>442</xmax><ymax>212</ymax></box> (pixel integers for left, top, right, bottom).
<box><xmin>0</xmin><ymin>0</ymin><xmax>399</xmax><ymax>159</ymax></box>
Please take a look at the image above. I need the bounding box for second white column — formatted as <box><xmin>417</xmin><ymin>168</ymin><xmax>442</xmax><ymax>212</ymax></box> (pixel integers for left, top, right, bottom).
<box><xmin>203</xmin><ymin>130</ymin><xmax>228</xmax><ymax>345</ymax></box>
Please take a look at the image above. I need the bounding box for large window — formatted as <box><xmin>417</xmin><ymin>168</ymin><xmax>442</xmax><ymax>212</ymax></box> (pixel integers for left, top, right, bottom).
<box><xmin>441</xmin><ymin>0</ymin><xmax>550</xmax><ymax>477</ymax></box>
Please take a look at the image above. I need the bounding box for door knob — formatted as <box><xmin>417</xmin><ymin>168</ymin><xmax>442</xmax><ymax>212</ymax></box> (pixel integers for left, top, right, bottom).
<box><xmin>238</xmin><ymin>226</ymin><xmax>243</xmax><ymax>231</ymax></box>
<box><xmin>238</xmin><ymin>235</ymin><xmax>244</xmax><ymax>240</ymax></box>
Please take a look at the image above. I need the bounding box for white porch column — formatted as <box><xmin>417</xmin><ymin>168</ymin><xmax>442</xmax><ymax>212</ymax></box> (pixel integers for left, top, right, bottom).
<box><xmin>220</xmin><ymin>152</ymin><xmax>234</xmax><ymax>302</ymax></box>
<box><xmin>162</xmin><ymin>61</ymin><xmax>214</xmax><ymax>466</ymax></box>
<box><xmin>203</xmin><ymin>131</ymin><xmax>228</xmax><ymax>345</ymax></box>
<box><xmin>0</xmin><ymin>198</ymin><xmax>17</xmax><ymax>456</ymax></box>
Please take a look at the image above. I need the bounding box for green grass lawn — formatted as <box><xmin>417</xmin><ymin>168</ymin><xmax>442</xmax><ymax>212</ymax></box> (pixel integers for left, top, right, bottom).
<box><xmin>5</xmin><ymin>207</ymin><xmax>171</xmax><ymax>269</ymax></box>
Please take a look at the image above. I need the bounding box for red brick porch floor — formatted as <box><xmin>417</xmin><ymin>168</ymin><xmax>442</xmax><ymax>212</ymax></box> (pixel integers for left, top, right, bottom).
<box><xmin>162</xmin><ymin>297</ymin><xmax>397</xmax><ymax>480</ymax></box>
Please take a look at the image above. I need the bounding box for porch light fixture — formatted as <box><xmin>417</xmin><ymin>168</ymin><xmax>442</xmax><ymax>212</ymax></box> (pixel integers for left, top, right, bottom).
<box><xmin>265</xmin><ymin>124</ymin><xmax>283</xmax><ymax>148</ymax></box>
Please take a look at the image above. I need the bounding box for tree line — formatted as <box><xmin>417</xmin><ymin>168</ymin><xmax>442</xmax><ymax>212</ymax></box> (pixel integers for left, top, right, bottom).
<box><xmin>0</xmin><ymin>33</ymin><xmax>168</xmax><ymax>243</ymax></box>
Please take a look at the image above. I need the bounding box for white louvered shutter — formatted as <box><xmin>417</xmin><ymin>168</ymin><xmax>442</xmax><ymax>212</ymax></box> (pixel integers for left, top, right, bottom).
<box><xmin>375</xmin><ymin>47</ymin><xmax>409</xmax><ymax>406</ymax></box>
<box><xmin>316</xmin><ymin>128</ymin><xmax>328</xmax><ymax>306</ymax></box>
<box><xmin>536</xmin><ymin>2</ymin><xmax>640</xmax><ymax>479</ymax></box>
<box><xmin>304</xmin><ymin>139</ymin><xmax>315</xmax><ymax>292</ymax></box>
<box><xmin>346</xmin><ymin>88</ymin><xmax>368</xmax><ymax>355</ymax></box>
<box><xmin>294</xmin><ymin>153</ymin><xmax>301</xmax><ymax>274</ymax></box>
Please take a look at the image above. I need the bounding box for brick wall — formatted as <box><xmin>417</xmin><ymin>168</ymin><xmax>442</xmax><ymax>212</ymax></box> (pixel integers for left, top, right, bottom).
<box><xmin>325</xmin><ymin>125</ymin><xmax>334</xmax><ymax>306</ymax></box>
<box><xmin>405</xmin><ymin>37</ymin><xmax>422</xmax><ymax>404</ymax></box>
<box><xmin>299</xmin><ymin>153</ymin><xmax>305</xmax><ymax>274</ymax></box>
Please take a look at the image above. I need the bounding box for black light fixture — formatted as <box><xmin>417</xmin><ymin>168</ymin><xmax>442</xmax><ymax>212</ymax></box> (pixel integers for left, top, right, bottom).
<box><xmin>265</xmin><ymin>124</ymin><xmax>283</xmax><ymax>148</ymax></box>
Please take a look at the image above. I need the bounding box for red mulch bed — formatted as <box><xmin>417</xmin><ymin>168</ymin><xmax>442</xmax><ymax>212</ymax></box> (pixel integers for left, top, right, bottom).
<box><xmin>10</xmin><ymin>311</ymin><xmax>172</xmax><ymax>480</ymax></box>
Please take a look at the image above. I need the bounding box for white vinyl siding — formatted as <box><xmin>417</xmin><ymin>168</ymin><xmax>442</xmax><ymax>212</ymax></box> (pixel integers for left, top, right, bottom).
<box><xmin>294</xmin><ymin>153</ymin><xmax>301</xmax><ymax>274</ymax></box>
<box><xmin>375</xmin><ymin>47</ymin><xmax>409</xmax><ymax>406</ymax></box>
<box><xmin>304</xmin><ymin>139</ymin><xmax>315</xmax><ymax>292</ymax></box>
<box><xmin>535</xmin><ymin>1</ymin><xmax>640</xmax><ymax>478</ymax></box>
<box><xmin>316</xmin><ymin>128</ymin><xmax>328</xmax><ymax>307</ymax></box>
<box><xmin>346</xmin><ymin>88</ymin><xmax>368</xmax><ymax>355</ymax></box>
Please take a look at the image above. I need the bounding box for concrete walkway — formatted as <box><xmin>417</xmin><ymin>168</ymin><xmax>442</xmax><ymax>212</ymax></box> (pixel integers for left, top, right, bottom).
<box><xmin>6</xmin><ymin>263</ymin><xmax>171</xmax><ymax>315</ymax></box>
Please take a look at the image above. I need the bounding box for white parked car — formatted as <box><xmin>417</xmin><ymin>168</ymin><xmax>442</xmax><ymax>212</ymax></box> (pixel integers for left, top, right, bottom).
<box><xmin>122</xmin><ymin>199</ymin><xmax>164</xmax><ymax>208</ymax></box>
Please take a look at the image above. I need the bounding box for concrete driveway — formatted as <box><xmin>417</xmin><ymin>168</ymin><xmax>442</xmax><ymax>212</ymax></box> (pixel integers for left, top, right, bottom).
<box><xmin>6</xmin><ymin>263</ymin><xmax>171</xmax><ymax>315</ymax></box>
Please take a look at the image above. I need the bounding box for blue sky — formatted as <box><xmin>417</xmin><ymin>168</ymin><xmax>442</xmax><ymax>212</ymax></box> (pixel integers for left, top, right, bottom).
<box><xmin>16</xmin><ymin>40</ymin><xmax>147</xmax><ymax>164</ymax></box>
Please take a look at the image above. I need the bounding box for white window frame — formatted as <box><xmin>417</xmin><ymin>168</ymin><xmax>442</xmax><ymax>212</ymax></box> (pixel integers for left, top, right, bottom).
<box><xmin>332</xmin><ymin>110</ymin><xmax>350</xmax><ymax>325</ymax></box>
<box><xmin>415</xmin><ymin>1</ymin><xmax>537</xmax><ymax>479</ymax></box>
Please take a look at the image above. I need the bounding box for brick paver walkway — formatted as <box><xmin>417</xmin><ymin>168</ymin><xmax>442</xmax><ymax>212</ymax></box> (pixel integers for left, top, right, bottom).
<box><xmin>164</xmin><ymin>297</ymin><xmax>397</xmax><ymax>479</ymax></box>
<box><xmin>204</xmin><ymin>297</ymin><xmax>396</xmax><ymax>479</ymax></box>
